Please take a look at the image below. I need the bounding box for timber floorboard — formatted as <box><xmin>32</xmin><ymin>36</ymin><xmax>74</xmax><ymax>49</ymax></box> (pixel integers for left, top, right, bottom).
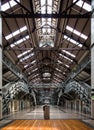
<box><xmin>1</xmin><ymin>120</ymin><xmax>94</xmax><ymax>130</ymax></box>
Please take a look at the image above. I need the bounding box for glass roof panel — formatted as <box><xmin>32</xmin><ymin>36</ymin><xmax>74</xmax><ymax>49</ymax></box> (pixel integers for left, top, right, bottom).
<box><xmin>48</xmin><ymin>0</ymin><xmax>52</xmax><ymax>6</ymax></box>
<box><xmin>10</xmin><ymin>35</ymin><xmax>29</xmax><ymax>48</ymax></box>
<box><xmin>24</xmin><ymin>60</ymin><xmax>36</xmax><ymax>68</ymax></box>
<box><xmin>41</xmin><ymin>0</ymin><xmax>46</xmax><ymax>6</ymax></box>
<box><xmin>20</xmin><ymin>53</ymin><xmax>34</xmax><ymax>62</ymax></box>
<box><xmin>66</xmin><ymin>25</ymin><xmax>87</xmax><ymax>40</ymax></box>
<box><xmin>59</xmin><ymin>53</ymin><xmax>73</xmax><ymax>62</ymax></box>
<box><xmin>1</xmin><ymin>0</ymin><xmax>20</xmax><ymax>11</ymax></box>
<box><xmin>57</xmin><ymin>60</ymin><xmax>62</xmax><ymax>64</ymax></box>
<box><xmin>56</xmin><ymin>68</ymin><xmax>62</xmax><ymax>72</ymax></box>
<box><xmin>65</xmin><ymin>64</ymin><xmax>69</xmax><ymax>68</ymax></box>
<box><xmin>62</xmin><ymin>50</ymin><xmax>76</xmax><ymax>58</ymax></box>
<box><xmin>17</xmin><ymin>49</ymin><xmax>32</xmax><ymax>58</ymax></box>
<box><xmin>34</xmin><ymin>0</ymin><xmax>59</xmax><ymax>48</ymax></box>
<box><xmin>73</xmin><ymin>0</ymin><xmax>91</xmax><ymax>12</ymax></box>
<box><xmin>43</xmin><ymin>72</ymin><xmax>51</xmax><ymax>77</ymax></box>
<box><xmin>64</xmin><ymin>35</ymin><xmax>82</xmax><ymax>47</ymax></box>
<box><xmin>6</xmin><ymin>26</ymin><xmax>27</xmax><ymax>40</ymax></box>
<box><xmin>41</xmin><ymin>6</ymin><xmax>46</xmax><ymax>14</ymax></box>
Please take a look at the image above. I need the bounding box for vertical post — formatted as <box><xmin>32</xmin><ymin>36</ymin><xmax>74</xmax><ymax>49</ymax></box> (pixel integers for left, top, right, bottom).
<box><xmin>12</xmin><ymin>100</ymin><xmax>15</xmax><ymax>112</ymax></box>
<box><xmin>0</xmin><ymin>0</ymin><xmax>2</xmax><ymax>120</ymax></box>
<box><xmin>79</xmin><ymin>100</ymin><xmax>81</xmax><ymax>112</ymax></box>
<box><xmin>91</xmin><ymin>0</ymin><xmax>94</xmax><ymax>119</ymax></box>
<box><xmin>75</xmin><ymin>100</ymin><xmax>76</xmax><ymax>111</ymax></box>
<box><xmin>71</xmin><ymin>101</ymin><xmax>73</xmax><ymax>110</ymax></box>
<box><xmin>66</xmin><ymin>100</ymin><xmax>68</xmax><ymax>109</ymax></box>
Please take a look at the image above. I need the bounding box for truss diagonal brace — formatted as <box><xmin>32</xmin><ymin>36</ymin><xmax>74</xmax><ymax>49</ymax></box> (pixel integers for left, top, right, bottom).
<box><xmin>3</xmin><ymin>55</ymin><xmax>28</xmax><ymax>83</ymax></box>
<box><xmin>63</xmin><ymin>55</ymin><xmax>91</xmax><ymax>86</ymax></box>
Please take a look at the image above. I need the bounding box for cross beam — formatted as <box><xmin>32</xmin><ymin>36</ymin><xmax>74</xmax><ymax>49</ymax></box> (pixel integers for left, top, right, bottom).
<box><xmin>1</xmin><ymin>12</ymin><xmax>91</xmax><ymax>18</ymax></box>
<box><xmin>5</xmin><ymin>47</ymin><xmax>88</xmax><ymax>51</ymax></box>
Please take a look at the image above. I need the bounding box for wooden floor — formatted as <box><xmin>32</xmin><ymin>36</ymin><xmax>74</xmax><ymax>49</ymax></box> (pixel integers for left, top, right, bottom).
<box><xmin>2</xmin><ymin>120</ymin><xmax>93</xmax><ymax>130</ymax></box>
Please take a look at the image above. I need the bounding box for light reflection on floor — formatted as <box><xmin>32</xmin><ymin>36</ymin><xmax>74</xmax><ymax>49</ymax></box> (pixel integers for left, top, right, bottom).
<box><xmin>6</xmin><ymin>105</ymin><xmax>90</xmax><ymax>120</ymax></box>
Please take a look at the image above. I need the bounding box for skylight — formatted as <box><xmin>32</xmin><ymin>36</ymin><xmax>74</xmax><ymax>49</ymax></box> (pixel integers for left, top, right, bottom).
<box><xmin>10</xmin><ymin>35</ymin><xmax>29</xmax><ymax>48</ymax></box>
<box><xmin>54</xmin><ymin>73</ymin><xmax>60</xmax><ymax>78</ymax></box>
<box><xmin>47</xmin><ymin>0</ymin><xmax>52</xmax><ymax>14</ymax></box>
<box><xmin>57</xmin><ymin>60</ymin><xmax>62</xmax><ymax>64</ymax></box>
<box><xmin>62</xmin><ymin>50</ymin><xmax>76</xmax><ymax>58</ymax></box>
<box><xmin>47</xmin><ymin>18</ymin><xmax>51</xmax><ymax>25</ymax></box>
<box><xmin>40</xmin><ymin>0</ymin><xmax>52</xmax><ymax>14</ymax></box>
<box><xmin>5</xmin><ymin>26</ymin><xmax>27</xmax><ymax>40</ymax></box>
<box><xmin>32</xmin><ymin>74</ymin><xmax>39</xmax><ymax>78</ymax></box>
<box><xmin>32</xmin><ymin>78</ymin><xmax>40</xmax><ymax>83</ymax></box>
<box><xmin>48</xmin><ymin>0</ymin><xmax>52</xmax><ymax>6</ymax></box>
<box><xmin>1</xmin><ymin>0</ymin><xmax>20</xmax><ymax>11</ymax></box>
<box><xmin>31</xmin><ymin>60</ymin><xmax>36</xmax><ymax>64</ymax></box>
<box><xmin>28</xmin><ymin>72</ymin><xmax>31</xmax><ymax>75</ymax></box>
<box><xmin>59</xmin><ymin>53</ymin><xmax>73</xmax><ymax>62</ymax></box>
<box><xmin>17</xmin><ymin>50</ymin><xmax>32</xmax><ymax>58</ymax></box>
<box><xmin>66</xmin><ymin>25</ymin><xmax>87</xmax><ymax>40</ymax></box>
<box><xmin>63</xmin><ymin>55</ymin><xmax>73</xmax><ymax>62</ymax></box>
<box><xmin>47</xmin><ymin>6</ymin><xmax>52</xmax><ymax>14</ymax></box>
<box><xmin>41</xmin><ymin>6</ymin><xmax>46</xmax><ymax>14</ymax></box>
<box><xmin>56</xmin><ymin>68</ymin><xmax>62</xmax><ymax>72</ymax></box>
<box><xmin>43</xmin><ymin>73</ymin><xmax>51</xmax><ymax>77</ymax></box>
<box><xmin>24</xmin><ymin>64</ymin><xmax>28</xmax><ymax>68</ymax></box>
<box><xmin>41</xmin><ymin>0</ymin><xmax>46</xmax><ymax>6</ymax></box>
<box><xmin>41</xmin><ymin>18</ymin><xmax>46</xmax><ymax>26</ymax></box>
<box><xmin>38</xmin><ymin>0</ymin><xmax>55</xmax><ymax>48</ymax></box>
<box><xmin>39</xmin><ymin>40</ymin><xmax>54</xmax><ymax>47</ymax></box>
<box><xmin>73</xmin><ymin>0</ymin><xmax>91</xmax><ymax>12</ymax></box>
<box><xmin>64</xmin><ymin>35</ymin><xmax>82</xmax><ymax>47</ymax></box>
<box><xmin>43</xmin><ymin>77</ymin><xmax>50</xmax><ymax>80</ymax></box>
<box><xmin>65</xmin><ymin>64</ymin><xmax>69</xmax><ymax>68</ymax></box>
<box><xmin>53</xmin><ymin>77</ymin><xmax>61</xmax><ymax>82</ymax></box>
<box><xmin>32</xmin><ymin>68</ymin><xmax>38</xmax><ymax>72</ymax></box>
<box><xmin>24</xmin><ymin>60</ymin><xmax>36</xmax><ymax>68</ymax></box>
<box><xmin>20</xmin><ymin>53</ymin><xmax>34</xmax><ymax>62</ymax></box>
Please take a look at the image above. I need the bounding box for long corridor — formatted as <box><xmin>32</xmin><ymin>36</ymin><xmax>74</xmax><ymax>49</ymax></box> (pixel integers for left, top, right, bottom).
<box><xmin>1</xmin><ymin>106</ymin><xmax>94</xmax><ymax>129</ymax></box>
<box><xmin>5</xmin><ymin>105</ymin><xmax>90</xmax><ymax>120</ymax></box>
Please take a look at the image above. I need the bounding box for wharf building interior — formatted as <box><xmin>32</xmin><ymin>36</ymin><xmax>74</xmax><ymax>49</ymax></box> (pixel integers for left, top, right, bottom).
<box><xmin>0</xmin><ymin>0</ymin><xmax>94</xmax><ymax>129</ymax></box>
